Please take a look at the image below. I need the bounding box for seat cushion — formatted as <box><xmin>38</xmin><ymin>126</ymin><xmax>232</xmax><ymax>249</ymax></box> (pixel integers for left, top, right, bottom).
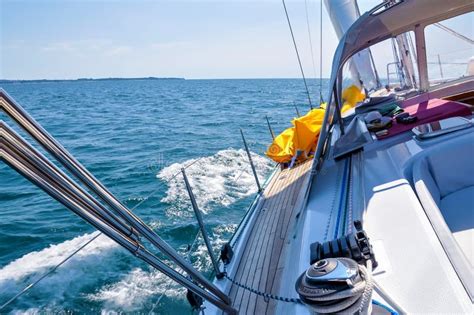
<box><xmin>440</xmin><ymin>185</ymin><xmax>474</xmax><ymax>266</ymax></box>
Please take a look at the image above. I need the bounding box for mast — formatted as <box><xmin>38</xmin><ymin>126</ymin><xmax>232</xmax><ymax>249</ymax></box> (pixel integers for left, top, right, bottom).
<box><xmin>324</xmin><ymin>0</ymin><xmax>380</xmax><ymax>90</ymax></box>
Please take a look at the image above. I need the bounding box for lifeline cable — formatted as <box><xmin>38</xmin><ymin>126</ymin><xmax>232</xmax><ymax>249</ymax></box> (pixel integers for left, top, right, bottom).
<box><xmin>282</xmin><ymin>0</ymin><xmax>313</xmax><ymax>109</ymax></box>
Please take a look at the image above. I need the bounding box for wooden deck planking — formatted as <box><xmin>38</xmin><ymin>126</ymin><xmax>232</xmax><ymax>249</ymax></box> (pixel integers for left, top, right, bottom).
<box><xmin>227</xmin><ymin>160</ymin><xmax>313</xmax><ymax>314</ymax></box>
<box><xmin>233</xmin><ymin>165</ymin><xmax>292</xmax><ymax>312</ymax></box>
<box><xmin>252</xmin><ymin>164</ymin><xmax>305</xmax><ymax>314</ymax></box>
<box><xmin>246</xmin><ymin>164</ymin><xmax>301</xmax><ymax>314</ymax></box>
<box><xmin>263</xmin><ymin>166</ymin><xmax>308</xmax><ymax>314</ymax></box>
<box><xmin>228</xmin><ymin>166</ymin><xmax>286</xmax><ymax>309</ymax></box>
<box><xmin>266</xmin><ymin>165</ymin><xmax>312</xmax><ymax>314</ymax></box>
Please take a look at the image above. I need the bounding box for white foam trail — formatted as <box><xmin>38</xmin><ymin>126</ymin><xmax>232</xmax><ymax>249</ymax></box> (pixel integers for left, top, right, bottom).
<box><xmin>11</xmin><ymin>308</ymin><xmax>41</xmax><ymax>315</ymax></box>
<box><xmin>2</xmin><ymin>149</ymin><xmax>272</xmax><ymax>311</ymax></box>
<box><xmin>88</xmin><ymin>268</ymin><xmax>185</xmax><ymax>311</ymax></box>
<box><xmin>157</xmin><ymin>148</ymin><xmax>273</xmax><ymax>216</ymax></box>
<box><xmin>0</xmin><ymin>233</ymin><xmax>119</xmax><ymax>304</ymax></box>
<box><xmin>88</xmin><ymin>223</ymin><xmax>237</xmax><ymax>312</ymax></box>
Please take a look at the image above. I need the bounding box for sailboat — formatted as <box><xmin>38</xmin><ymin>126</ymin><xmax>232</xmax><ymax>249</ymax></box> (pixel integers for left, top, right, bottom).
<box><xmin>1</xmin><ymin>0</ymin><xmax>473</xmax><ymax>314</ymax></box>
<box><xmin>204</xmin><ymin>0</ymin><xmax>474</xmax><ymax>313</ymax></box>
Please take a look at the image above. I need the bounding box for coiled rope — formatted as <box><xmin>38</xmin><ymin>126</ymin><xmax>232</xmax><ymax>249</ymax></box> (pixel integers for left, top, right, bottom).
<box><xmin>302</xmin><ymin>259</ymin><xmax>374</xmax><ymax>314</ymax></box>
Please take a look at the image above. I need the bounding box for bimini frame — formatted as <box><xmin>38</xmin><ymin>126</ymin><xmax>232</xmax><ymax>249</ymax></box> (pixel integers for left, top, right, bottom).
<box><xmin>313</xmin><ymin>0</ymin><xmax>474</xmax><ymax>171</ymax></box>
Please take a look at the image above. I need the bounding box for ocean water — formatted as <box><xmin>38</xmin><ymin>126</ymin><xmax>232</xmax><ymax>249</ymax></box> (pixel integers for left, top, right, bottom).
<box><xmin>0</xmin><ymin>78</ymin><xmax>327</xmax><ymax>314</ymax></box>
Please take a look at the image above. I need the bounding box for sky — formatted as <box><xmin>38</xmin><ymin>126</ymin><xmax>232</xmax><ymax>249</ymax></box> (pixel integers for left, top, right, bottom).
<box><xmin>0</xmin><ymin>0</ymin><xmax>472</xmax><ymax>80</ymax></box>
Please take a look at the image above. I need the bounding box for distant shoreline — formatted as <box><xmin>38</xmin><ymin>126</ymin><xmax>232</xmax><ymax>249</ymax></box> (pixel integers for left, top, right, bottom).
<box><xmin>0</xmin><ymin>77</ymin><xmax>331</xmax><ymax>84</ymax></box>
<box><xmin>0</xmin><ymin>77</ymin><xmax>185</xmax><ymax>84</ymax></box>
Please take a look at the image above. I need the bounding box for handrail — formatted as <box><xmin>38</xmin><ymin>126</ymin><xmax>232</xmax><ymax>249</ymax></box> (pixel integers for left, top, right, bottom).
<box><xmin>240</xmin><ymin>129</ymin><xmax>262</xmax><ymax>192</ymax></box>
<box><xmin>0</xmin><ymin>89</ymin><xmax>236</xmax><ymax>313</ymax></box>
<box><xmin>182</xmin><ymin>168</ymin><xmax>223</xmax><ymax>279</ymax></box>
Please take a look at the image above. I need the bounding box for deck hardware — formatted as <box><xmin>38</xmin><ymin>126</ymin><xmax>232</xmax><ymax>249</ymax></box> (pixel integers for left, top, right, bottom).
<box><xmin>186</xmin><ymin>289</ymin><xmax>204</xmax><ymax>311</ymax></box>
<box><xmin>309</xmin><ymin>220</ymin><xmax>378</xmax><ymax>268</ymax></box>
<box><xmin>265</xmin><ymin>115</ymin><xmax>275</xmax><ymax>140</ymax></box>
<box><xmin>295</xmin><ymin>257</ymin><xmax>372</xmax><ymax>314</ymax></box>
<box><xmin>220</xmin><ymin>242</ymin><xmax>234</xmax><ymax>265</ymax></box>
<box><xmin>182</xmin><ymin>168</ymin><xmax>224</xmax><ymax>279</ymax></box>
<box><xmin>240</xmin><ymin>128</ymin><xmax>262</xmax><ymax>192</ymax></box>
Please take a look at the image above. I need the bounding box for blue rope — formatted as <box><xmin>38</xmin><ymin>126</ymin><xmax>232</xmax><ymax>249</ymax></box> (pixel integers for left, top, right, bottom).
<box><xmin>333</xmin><ymin>159</ymin><xmax>349</xmax><ymax>239</ymax></box>
<box><xmin>372</xmin><ymin>299</ymin><xmax>399</xmax><ymax>315</ymax></box>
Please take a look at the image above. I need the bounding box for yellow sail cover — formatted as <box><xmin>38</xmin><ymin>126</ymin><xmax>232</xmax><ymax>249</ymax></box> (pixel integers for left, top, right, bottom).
<box><xmin>292</xmin><ymin>108</ymin><xmax>325</xmax><ymax>154</ymax></box>
<box><xmin>266</xmin><ymin>108</ymin><xmax>325</xmax><ymax>163</ymax></box>
<box><xmin>266</xmin><ymin>126</ymin><xmax>295</xmax><ymax>163</ymax></box>
<box><xmin>266</xmin><ymin>86</ymin><xmax>364</xmax><ymax>164</ymax></box>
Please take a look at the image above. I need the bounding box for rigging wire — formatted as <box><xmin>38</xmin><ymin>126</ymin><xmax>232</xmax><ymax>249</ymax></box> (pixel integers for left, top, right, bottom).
<box><xmin>304</xmin><ymin>0</ymin><xmax>318</xmax><ymax>86</ymax></box>
<box><xmin>0</xmin><ymin>157</ymin><xmax>204</xmax><ymax>311</ymax></box>
<box><xmin>0</xmin><ymin>232</ymin><xmax>101</xmax><ymax>310</ymax></box>
<box><xmin>282</xmin><ymin>0</ymin><xmax>313</xmax><ymax>109</ymax></box>
<box><xmin>319</xmin><ymin>0</ymin><xmax>324</xmax><ymax>103</ymax></box>
<box><xmin>434</xmin><ymin>22</ymin><xmax>474</xmax><ymax>45</ymax></box>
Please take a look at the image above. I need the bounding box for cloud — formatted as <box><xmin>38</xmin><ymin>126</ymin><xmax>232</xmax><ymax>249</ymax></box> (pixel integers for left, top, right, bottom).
<box><xmin>103</xmin><ymin>45</ymin><xmax>133</xmax><ymax>57</ymax></box>
<box><xmin>40</xmin><ymin>39</ymin><xmax>113</xmax><ymax>53</ymax></box>
<box><xmin>41</xmin><ymin>41</ymin><xmax>76</xmax><ymax>52</ymax></box>
<box><xmin>150</xmin><ymin>41</ymin><xmax>193</xmax><ymax>50</ymax></box>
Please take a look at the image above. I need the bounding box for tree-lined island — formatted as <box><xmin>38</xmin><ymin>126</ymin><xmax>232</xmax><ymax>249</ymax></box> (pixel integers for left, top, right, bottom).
<box><xmin>0</xmin><ymin>77</ymin><xmax>185</xmax><ymax>84</ymax></box>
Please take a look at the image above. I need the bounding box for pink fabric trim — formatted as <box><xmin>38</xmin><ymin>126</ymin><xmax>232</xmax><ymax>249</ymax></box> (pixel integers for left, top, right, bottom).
<box><xmin>377</xmin><ymin>98</ymin><xmax>471</xmax><ymax>139</ymax></box>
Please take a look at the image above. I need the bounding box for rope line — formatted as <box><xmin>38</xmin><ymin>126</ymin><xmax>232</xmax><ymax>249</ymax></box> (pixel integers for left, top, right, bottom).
<box><xmin>282</xmin><ymin>0</ymin><xmax>313</xmax><ymax>109</ymax></box>
<box><xmin>304</xmin><ymin>0</ymin><xmax>318</xmax><ymax>83</ymax></box>
<box><xmin>223</xmin><ymin>267</ymin><xmax>301</xmax><ymax>304</ymax></box>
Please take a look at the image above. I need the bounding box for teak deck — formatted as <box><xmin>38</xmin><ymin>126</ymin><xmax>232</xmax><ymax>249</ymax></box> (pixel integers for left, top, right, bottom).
<box><xmin>227</xmin><ymin>159</ymin><xmax>313</xmax><ymax>314</ymax></box>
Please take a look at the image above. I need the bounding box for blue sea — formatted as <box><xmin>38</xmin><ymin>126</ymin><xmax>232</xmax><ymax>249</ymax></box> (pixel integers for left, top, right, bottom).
<box><xmin>0</xmin><ymin>78</ymin><xmax>327</xmax><ymax>314</ymax></box>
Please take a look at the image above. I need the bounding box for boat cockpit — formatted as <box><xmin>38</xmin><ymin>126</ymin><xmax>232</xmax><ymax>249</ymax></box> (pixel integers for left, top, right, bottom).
<box><xmin>303</xmin><ymin>0</ymin><xmax>474</xmax><ymax>312</ymax></box>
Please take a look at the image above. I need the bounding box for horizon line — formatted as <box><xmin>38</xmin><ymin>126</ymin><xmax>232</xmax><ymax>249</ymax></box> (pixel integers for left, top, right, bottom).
<box><xmin>0</xmin><ymin>76</ymin><xmax>335</xmax><ymax>82</ymax></box>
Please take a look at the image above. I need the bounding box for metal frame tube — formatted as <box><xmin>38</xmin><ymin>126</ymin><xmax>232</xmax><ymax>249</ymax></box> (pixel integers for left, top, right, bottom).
<box><xmin>1</xmin><ymin>122</ymin><xmax>139</xmax><ymax>241</ymax></box>
<box><xmin>181</xmin><ymin>168</ymin><xmax>222</xmax><ymax>278</ymax></box>
<box><xmin>240</xmin><ymin>129</ymin><xmax>262</xmax><ymax>192</ymax></box>
<box><xmin>294</xmin><ymin>102</ymin><xmax>301</xmax><ymax>117</ymax></box>
<box><xmin>265</xmin><ymin>116</ymin><xmax>275</xmax><ymax>140</ymax></box>
<box><xmin>0</xmin><ymin>90</ymin><xmax>230</xmax><ymax>305</ymax></box>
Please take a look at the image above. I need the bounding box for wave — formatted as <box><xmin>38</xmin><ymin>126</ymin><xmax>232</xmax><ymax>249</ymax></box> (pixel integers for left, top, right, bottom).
<box><xmin>1</xmin><ymin>149</ymin><xmax>271</xmax><ymax>312</ymax></box>
<box><xmin>0</xmin><ymin>233</ymin><xmax>120</xmax><ymax>308</ymax></box>
<box><xmin>87</xmin><ymin>223</ymin><xmax>237</xmax><ymax>312</ymax></box>
<box><xmin>157</xmin><ymin>148</ymin><xmax>273</xmax><ymax>216</ymax></box>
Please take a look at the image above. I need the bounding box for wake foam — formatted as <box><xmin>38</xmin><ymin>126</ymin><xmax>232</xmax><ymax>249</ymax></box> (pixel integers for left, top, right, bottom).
<box><xmin>88</xmin><ymin>268</ymin><xmax>185</xmax><ymax>311</ymax></box>
<box><xmin>87</xmin><ymin>223</ymin><xmax>237</xmax><ymax>311</ymax></box>
<box><xmin>2</xmin><ymin>149</ymin><xmax>272</xmax><ymax>312</ymax></box>
<box><xmin>0</xmin><ymin>233</ymin><xmax>120</xmax><ymax>306</ymax></box>
<box><xmin>157</xmin><ymin>148</ymin><xmax>273</xmax><ymax>216</ymax></box>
